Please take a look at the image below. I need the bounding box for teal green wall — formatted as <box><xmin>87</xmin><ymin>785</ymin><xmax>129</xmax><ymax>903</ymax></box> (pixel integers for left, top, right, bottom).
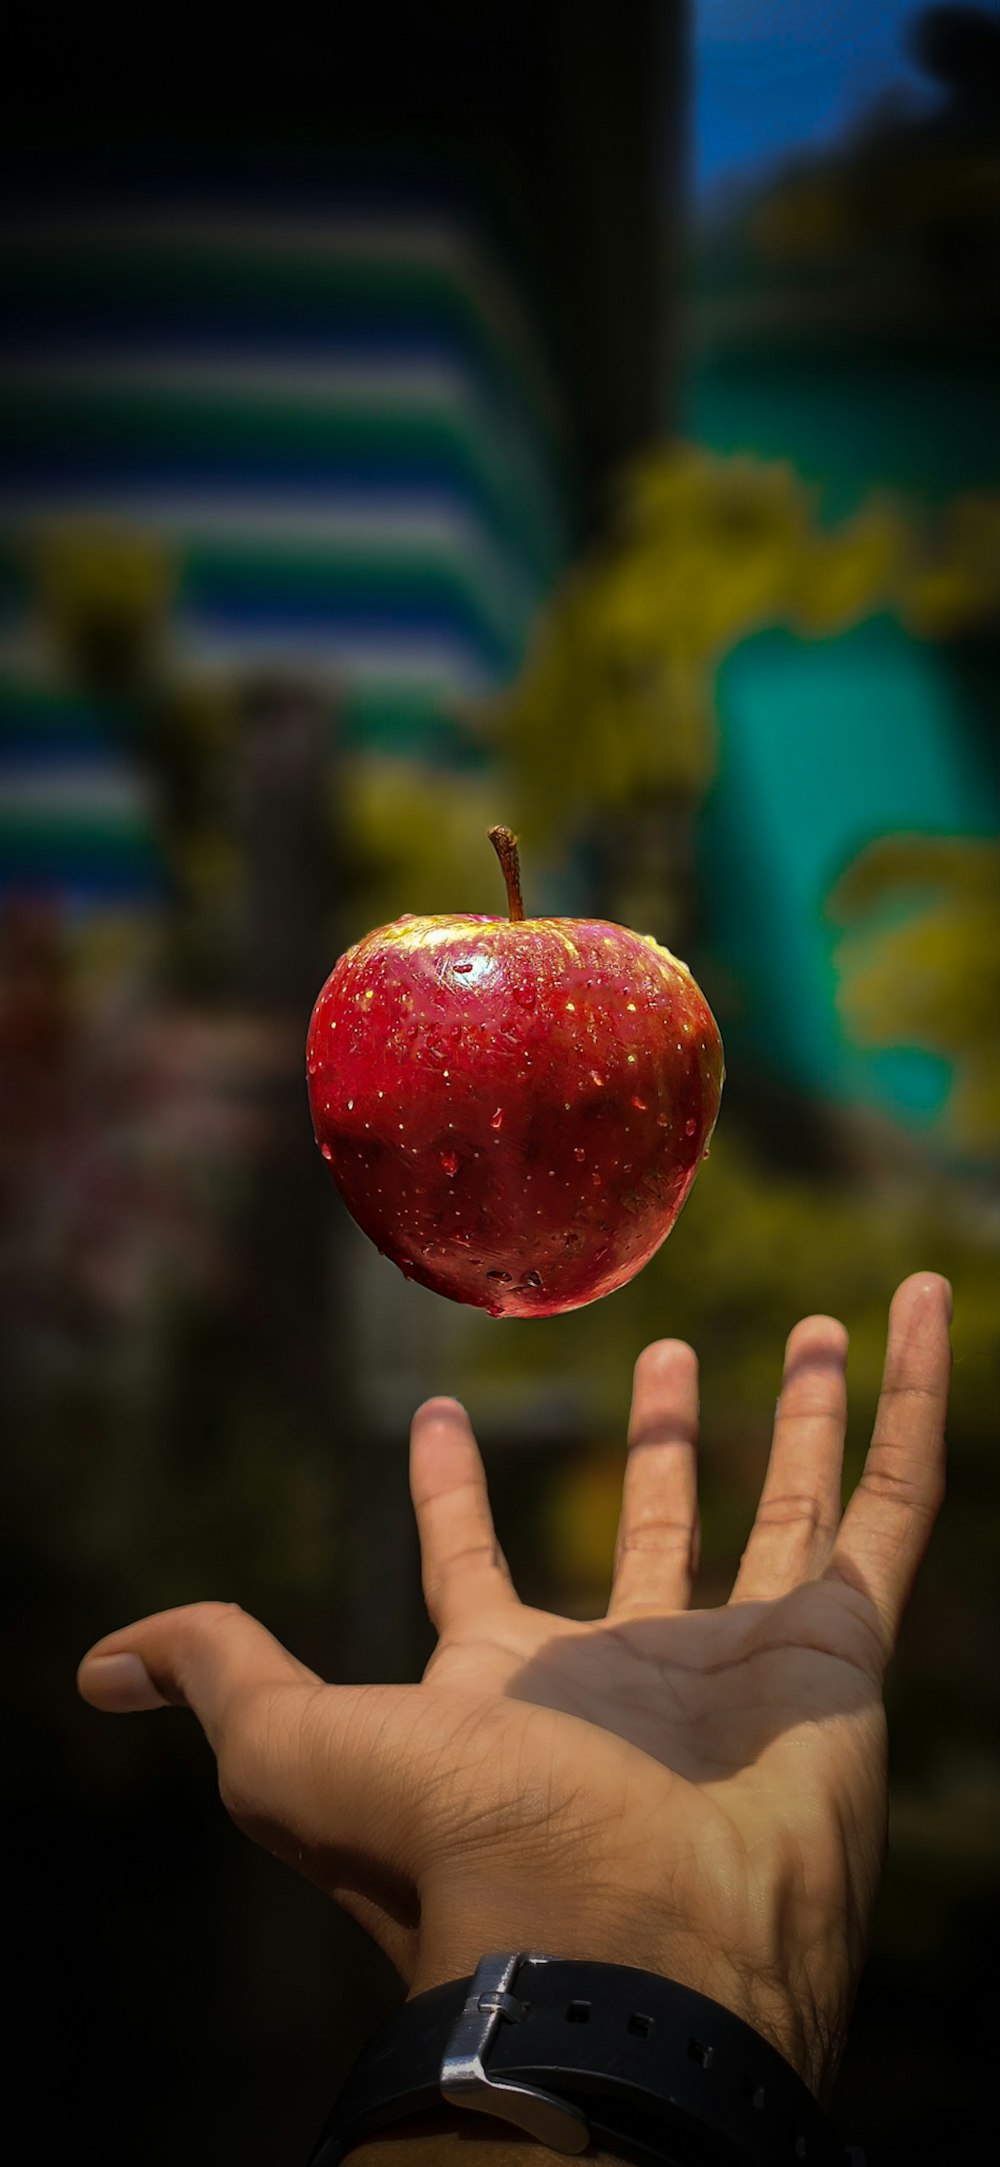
<box><xmin>699</xmin><ymin>618</ymin><xmax>994</xmax><ymax>1131</ymax></box>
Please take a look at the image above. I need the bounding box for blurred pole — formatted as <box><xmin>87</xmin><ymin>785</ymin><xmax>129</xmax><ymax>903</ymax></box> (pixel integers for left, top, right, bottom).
<box><xmin>238</xmin><ymin>672</ymin><xmax>424</xmax><ymax>1683</ymax></box>
<box><xmin>545</xmin><ymin>0</ymin><xmax>685</xmax><ymax>531</ymax></box>
<box><xmin>238</xmin><ymin>674</ymin><xmax>337</xmax><ymax>1415</ymax></box>
<box><xmin>544</xmin><ymin>2</ymin><xmax>696</xmax><ymax>945</ymax></box>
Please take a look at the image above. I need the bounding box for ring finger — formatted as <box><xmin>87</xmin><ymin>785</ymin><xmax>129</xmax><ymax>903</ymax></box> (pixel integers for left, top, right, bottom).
<box><xmin>730</xmin><ymin>1314</ymin><xmax>848</xmax><ymax>1604</ymax></box>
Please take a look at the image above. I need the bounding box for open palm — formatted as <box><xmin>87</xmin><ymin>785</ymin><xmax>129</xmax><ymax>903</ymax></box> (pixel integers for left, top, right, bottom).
<box><xmin>79</xmin><ymin>1273</ymin><xmax>950</xmax><ymax>2100</ymax></box>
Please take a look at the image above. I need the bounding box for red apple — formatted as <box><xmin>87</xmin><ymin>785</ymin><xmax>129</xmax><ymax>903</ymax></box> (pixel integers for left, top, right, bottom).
<box><xmin>306</xmin><ymin>828</ymin><xmax>723</xmax><ymax>1318</ymax></box>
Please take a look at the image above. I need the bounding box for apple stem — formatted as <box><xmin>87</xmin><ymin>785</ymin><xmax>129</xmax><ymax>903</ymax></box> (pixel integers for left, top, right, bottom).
<box><xmin>487</xmin><ymin>825</ymin><xmax>526</xmax><ymax>921</ymax></box>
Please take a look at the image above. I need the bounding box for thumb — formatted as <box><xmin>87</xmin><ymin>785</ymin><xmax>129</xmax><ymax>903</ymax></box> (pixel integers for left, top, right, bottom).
<box><xmin>78</xmin><ymin>1601</ymin><xmax>318</xmax><ymax>1742</ymax></box>
<box><xmin>77</xmin><ymin>1601</ymin><xmax>427</xmax><ymax>1893</ymax></box>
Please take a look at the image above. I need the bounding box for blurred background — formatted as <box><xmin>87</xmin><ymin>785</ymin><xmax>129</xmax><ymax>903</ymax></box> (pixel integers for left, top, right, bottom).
<box><xmin>2</xmin><ymin>3</ymin><xmax>997</xmax><ymax>2160</ymax></box>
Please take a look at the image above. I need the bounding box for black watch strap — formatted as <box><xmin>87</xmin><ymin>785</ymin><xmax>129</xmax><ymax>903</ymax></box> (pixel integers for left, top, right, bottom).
<box><xmin>308</xmin><ymin>1952</ymin><xmax>864</xmax><ymax>2166</ymax></box>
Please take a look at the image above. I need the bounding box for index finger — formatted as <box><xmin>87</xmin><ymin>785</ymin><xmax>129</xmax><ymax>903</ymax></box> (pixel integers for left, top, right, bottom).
<box><xmin>825</xmin><ymin>1274</ymin><xmax>951</xmax><ymax>1654</ymax></box>
<box><xmin>410</xmin><ymin>1397</ymin><xmax>519</xmax><ymax>1633</ymax></box>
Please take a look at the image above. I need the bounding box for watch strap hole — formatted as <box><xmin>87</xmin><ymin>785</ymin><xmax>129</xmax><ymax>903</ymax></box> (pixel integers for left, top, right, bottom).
<box><xmin>565</xmin><ymin>1998</ymin><xmax>591</xmax><ymax>2023</ymax></box>
<box><xmin>626</xmin><ymin>2010</ymin><xmax>654</xmax><ymax>2038</ymax></box>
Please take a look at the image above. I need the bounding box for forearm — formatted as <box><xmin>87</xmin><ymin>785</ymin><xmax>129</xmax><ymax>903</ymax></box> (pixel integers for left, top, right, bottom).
<box><xmin>344</xmin><ymin>2111</ymin><xmax>627</xmax><ymax>2163</ymax></box>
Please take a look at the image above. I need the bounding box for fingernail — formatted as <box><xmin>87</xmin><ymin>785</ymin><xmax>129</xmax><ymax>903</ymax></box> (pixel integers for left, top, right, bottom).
<box><xmin>942</xmin><ymin>1277</ymin><xmax>953</xmax><ymax>1321</ymax></box>
<box><xmin>86</xmin><ymin>1652</ymin><xmax>168</xmax><ymax>1712</ymax></box>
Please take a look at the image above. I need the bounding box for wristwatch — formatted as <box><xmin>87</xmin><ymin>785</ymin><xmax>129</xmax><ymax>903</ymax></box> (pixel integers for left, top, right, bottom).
<box><xmin>308</xmin><ymin>1952</ymin><xmax>865</xmax><ymax>2165</ymax></box>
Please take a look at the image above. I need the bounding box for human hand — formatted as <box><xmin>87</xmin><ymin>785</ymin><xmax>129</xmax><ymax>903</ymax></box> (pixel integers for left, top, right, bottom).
<box><xmin>78</xmin><ymin>1273</ymin><xmax>950</xmax><ymax>2107</ymax></box>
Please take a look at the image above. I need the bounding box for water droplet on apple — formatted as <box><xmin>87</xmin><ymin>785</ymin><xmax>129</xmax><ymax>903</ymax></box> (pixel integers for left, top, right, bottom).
<box><xmin>521</xmin><ymin>1270</ymin><xmax>543</xmax><ymax>1289</ymax></box>
<box><xmin>453</xmin><ymin>961</ymin><xmax>472</xmax><ymax>974</ymax></box>
<box><xmin>591</xmin><ymin>1168</ymin><xmax>602</xmax><ymax>1187</ymax></box>
<box><xmin>590</xmin><ymin>1070</ymin><xmax>604</xmax><ymax>1087</ymax></box>
<box><xmin>685</xmin><ymin>1117</ymin><xmax>697</xmax><ymax>1136</ymax></box>
<box><xmin>631</xmin><ymin>1096</ymin><xmax>647</xmax><ymax>1111</ymax></box>
<box><xmin>491</xmin><ymin>1108</ymin><xmax>504</xmax><ymax>1130</ymax></box>
<box><xmin>487</xmin><ymin>1268</ymin><xmax>512</xmax><ymax>1283</ymax></box>
<box><xmin>656</xmin><ymin>1112</ymin><xmax>670</xmax><ymax>1128</ymax></box>
<box><xmin>320</xmin><ymin>1143</ymin><xmax>333</xmax><ymax>1162</ymax></box>
<box><xmin>573</xmin><ymin>1146</ymin><xmax>586</xmax><ymax>1162</ymax></box>
<box><xmin>702</xmin><ymin>1144</ymin><xmax>711</xmax><ymax>1160</ymax></box>
<box><xmin>347</xmin><ymin>1098</ymin><xmax>354</xmax><ymax>1110</ymax></box>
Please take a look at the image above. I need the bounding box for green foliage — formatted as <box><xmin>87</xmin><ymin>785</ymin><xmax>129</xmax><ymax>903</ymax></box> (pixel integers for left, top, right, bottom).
<box><xmin>337</xmin><ymin>758</ymin><xmax>506</xmax><ymax>924</ymax></box>
<box><xmin>831</xmin><ymin>835</ymin><xmax>1000</xmax><ymax>1155</ymax></box>
<box><xmin>903</xmin><ymin>492</ymin><xmax>1000</xmax><ymax>639</ymax></box>
<box><xmin>30</xmin><ymin>519</ymin><xmax>177</xmax><ymax>692</ymax></box>
<box><xmin>499</xmin><ymin>448</ymin><xmax>1000</xmax><ymax>871</ymax></box>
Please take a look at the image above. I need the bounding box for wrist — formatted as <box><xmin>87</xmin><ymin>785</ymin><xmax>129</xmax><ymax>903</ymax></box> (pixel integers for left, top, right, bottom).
<box><xmin>317</xmin><ymin>1952</ymin><xmax>852</xmax><ymax>2167</ymax></box>
<box><xmin>409</xmin><ymin>1874</ymin><xmax>679</xmax><ymax>2009</ymax></box>
<box><xmin>411</xmin><ymin>1881</ymin><xmax>834</xmax><ymax>2101</ymax></box>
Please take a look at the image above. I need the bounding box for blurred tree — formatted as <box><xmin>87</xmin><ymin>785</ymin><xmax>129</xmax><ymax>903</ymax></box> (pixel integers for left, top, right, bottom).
<box><xmin>31</xmin><ymin>521</ymin><xmax>176</xmax><ymax>696</ymax></box>
<box><xmin>13</xmin><ymin>534</ymin><xmax>362</xmax><ymax>1640</ymax></box>
<box><xmin>501</xmin><ymin>448</ymin><xmax>909</xmax><ymax>838</ymax></box>
<box><xmin>903</xmin><ymin>490</ymin><xmax>1000</xmax><ymax>639</ymax></box>
<box><xmin>830</xmin><ymin>833</ymin><xmax>1000</xmax><ymax>1157</ymax></box>
<box><xmin>501</xmin><ymin>448</ymin><xmax>1000</xmax><ymax>869</ymax></box>
<box><xmin>338</xmin><ymin>759</ymin><xmax>506</xmax><ymax>925</ymax></box>
<box><xmin>29</xmin><ymin>519</ymin><xmax>245</xmax><ymax>994</ymax></box>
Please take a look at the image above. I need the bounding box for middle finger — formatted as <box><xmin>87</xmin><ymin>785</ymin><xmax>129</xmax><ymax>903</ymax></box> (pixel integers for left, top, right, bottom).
<box><xmin>607</xmin><ymin>1338</ymin><xmax>700</xmax><ymax>1616</ymax></box>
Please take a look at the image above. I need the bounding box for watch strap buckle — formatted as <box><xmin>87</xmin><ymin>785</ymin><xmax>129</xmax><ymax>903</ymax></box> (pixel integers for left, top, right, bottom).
<box><xmin>440</xmin><ymin>1952</ymin><xmax>590</xmax><ymax>2156</ymax></box>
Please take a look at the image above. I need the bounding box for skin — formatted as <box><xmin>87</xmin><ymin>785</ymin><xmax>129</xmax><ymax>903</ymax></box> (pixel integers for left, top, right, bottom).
<box><xmin>78</xmin><ymin>1271</ymin><xmax>951</xmax><ymax>2163</ymax></box>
